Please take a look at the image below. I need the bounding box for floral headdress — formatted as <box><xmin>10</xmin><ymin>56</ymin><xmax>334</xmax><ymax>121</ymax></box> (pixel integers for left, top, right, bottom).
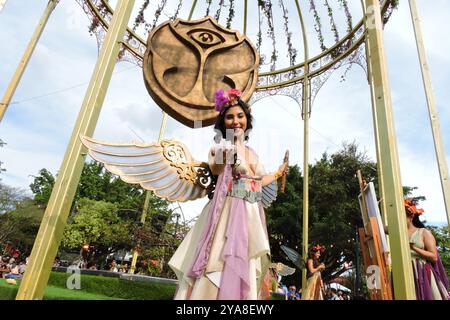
<box><xmin>214</xmin><ymin>88</ymin><xmax>242</xmax><ymax>114</ymax></box>
<box><xmin>404</xmin><ymin>198</ymin><xmax>424</xmax><ymax>216</ymax></box>
<box><xmin>311</xmin><ymin>245</ymin><xmax>325</xmax><ymax>253</ymax></box>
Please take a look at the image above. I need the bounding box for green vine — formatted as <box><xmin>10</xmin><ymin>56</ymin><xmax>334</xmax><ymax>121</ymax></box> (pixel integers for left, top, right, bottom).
<box><xmin>256</xmin><ymin>6</ymin><xmax>262</xmax><ymax>55</ymax></box>
<box><xmin>170</xmin><ymin>0</ymin><xmax>183</xmax><ymax>20</ymax></box>
<box><xmin>150</xmin><ymin>0</ymin><xmax>168</xmax><ymax>31</ymax></box>
<box><xmin>324</xmin><ymin>0</ymin><xmax>339</xmax><ymax>43</ymax></box>
<box><xmin>338</xmin><ymin>0</ymin><xmax>353</xmax><ymax>35</ymax></box>
<box><xmin>226</xmin><ymin>0</ymin><xmax>235</xmax><ymax>29</ymax></box>
<box><xmin>215</xmin><ymin>0</ymin><xmax>224</xmax><ymax>21</ymax></box>
<box><xmin>309</xmin><ymin>0</ymin><xmax>327</xmax><ymax>52</ymax></box>
<box><xmin>259</xmin><ymin>0</ymin><xmax>277</xmax><ymax>71</ymax></box>
<box><xmin>132</xmin><ymin>0</ymin><xmax>149</xmax><ymax>32</ymax></box>
<box><xmin>88</xmin><ymin>2</ymin><xmax>108</xmax><ymax>35</ymax></box>
<box><xmin>278</xmin><ymin>0</ymin><xmax>296</xmax><ymax>66</ymax></box>
<box><xmin>205</xmin><ymin>0</ymin><xmax>213</xmax><ymax>17</ymax></box>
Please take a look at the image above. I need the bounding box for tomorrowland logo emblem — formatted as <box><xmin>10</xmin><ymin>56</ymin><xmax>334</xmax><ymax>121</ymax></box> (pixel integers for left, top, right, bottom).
<box><xmin>143</xmin><ymin>16</ymin><xmax>259</xmax><ymax>128</ymax></box>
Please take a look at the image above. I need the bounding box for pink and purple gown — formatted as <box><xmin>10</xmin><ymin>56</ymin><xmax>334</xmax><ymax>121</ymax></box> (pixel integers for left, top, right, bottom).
<box><xmin>169</xmin><ymin>148</ymin><xmax>272</xmax><ymax>300</ymax></box>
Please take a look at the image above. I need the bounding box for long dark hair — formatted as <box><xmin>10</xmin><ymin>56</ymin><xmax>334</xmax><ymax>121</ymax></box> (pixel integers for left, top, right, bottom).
<box><xmin>412</xmin><ymin>214</ymin><xmax>426</xmax><ymax>228</ymax></box>
<box><xmin>213</xmin><ymin>98</ymin><xmax>253</xmax><ymax>143</ymax></box>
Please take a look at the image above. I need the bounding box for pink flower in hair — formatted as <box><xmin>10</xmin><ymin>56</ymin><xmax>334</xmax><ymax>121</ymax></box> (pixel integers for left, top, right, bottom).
<box><xmin>228</xmin><ymin>88</ymin><xmax>242</xmax><ymax>98</ymax></box>
<box><xmin>214</xmin><ymin>89</ymin><xmax>229</xmax><ymax>113</ymax></box>
<box><xmin>214</xmin><ymin>88</ymin><xmax>244</xmax><ymax>114</ymax></box>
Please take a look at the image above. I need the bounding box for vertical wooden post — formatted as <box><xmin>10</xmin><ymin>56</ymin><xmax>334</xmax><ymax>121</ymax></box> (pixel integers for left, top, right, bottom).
<box><xmin>0</xmin><ymin>0</ymin><xmax>59</xmax><ymax>122</ymax></box>
<box><xmin>16</xmin><ymin>0</ymin><xmax>135</xmax><ymax>300</ymax></box>
<box><xmin>409</xmin><ymin>0</ymin><xmax>450</xmax><ymax>229</ymax></box>
<box><xmin>363</xmin><ymin>0</ymin><xmax>416</xmax><ymax>300</ymax></box>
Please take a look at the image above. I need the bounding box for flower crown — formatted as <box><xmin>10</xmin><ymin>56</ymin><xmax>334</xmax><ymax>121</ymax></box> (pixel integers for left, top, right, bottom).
<box><xmin>404</xmin><ymin>198</ymin><xmax>424</xmax><ymax>216</ymax></box>
<box><xmin>214</xmin><ymin>88</ymin><xmax>242</xmax><ymax>114</ymax></box>
<box><xmin>311</xmin><ymin>245</ymin><xmax>325</xmax><ymax>253</ymax></box>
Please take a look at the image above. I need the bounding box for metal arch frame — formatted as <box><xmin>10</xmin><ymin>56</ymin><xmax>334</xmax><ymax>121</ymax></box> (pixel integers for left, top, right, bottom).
<box><xmin>78</xmin><ymin>0</ymin><xmax>394</xmax><ymax>90</ymax></box>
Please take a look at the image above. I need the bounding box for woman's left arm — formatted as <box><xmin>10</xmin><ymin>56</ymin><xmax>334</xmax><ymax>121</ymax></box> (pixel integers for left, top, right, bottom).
<box><xmin>261</xmin><ymin>162</ymin><xmax>288</xmax><ymax>187</ymax></box>
<box><xmin>411</xmin><ymin>229</ymin><xmax>438</xmax><ymax>263</ymax></box>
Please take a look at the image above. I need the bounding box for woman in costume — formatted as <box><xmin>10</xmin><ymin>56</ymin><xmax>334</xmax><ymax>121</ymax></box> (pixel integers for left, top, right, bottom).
<box><xmin>301</xmin><ymin>245</ymin><xmax>325</xmax><ymax>300</ymax></box>
<box><xmin>405</xmin><ymin>199</ymin><xmax>449</xmax><ymax>300</ymax></box>
<box><xmin>168</xmin><ymin>88</ymin><xmax>288</xmax><ymax>300</ymax></box>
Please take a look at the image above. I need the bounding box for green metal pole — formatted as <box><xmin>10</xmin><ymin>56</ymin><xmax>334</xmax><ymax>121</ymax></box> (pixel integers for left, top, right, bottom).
<box><xmin>188</xmin><ymin>0</ymin><xmax>197</xmax><ymax>21</ymax></box>
<box><xmin>129</xmin><ymin>113</ymin><xmax>167</xmax><ymax>274</ymax></box>
<box><xmin>409</xmin><ymin>0</ymin><xmax>450</xmax><ymax>230</ymax></box>
<box><xmin>295</xmin><ymin>0</ymin><xmax>310</xmax><ymax>293</ymax></box>
<box><xmin>243</xmin><ymin>0</ymin><xmax>248</xmax><ymax>35</ymax></box>
<box><xmin>16</xmin><ymin>0</ymin><xmax>135</xmax><ymax>300</ymax></box>
<box><xmin>129</xmin><ymin>0</ymin><xmax>199</xmax><ymax>273</ymax></box>
<box><xmin>0</xmin><ymin>0</ymin><xmax>59</xmax><ymax>122</ymax></box>
<box><xmin>363</xmin><ymin>0</ymin><xmax>416</xmax><ymax>300</ymax></box>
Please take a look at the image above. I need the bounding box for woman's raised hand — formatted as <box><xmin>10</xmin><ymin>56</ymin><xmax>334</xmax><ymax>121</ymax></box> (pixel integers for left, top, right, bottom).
<box><xmin>278</xmin><ymin>162</ymin><xmax>289</xmax><ymax>176</ymax></box>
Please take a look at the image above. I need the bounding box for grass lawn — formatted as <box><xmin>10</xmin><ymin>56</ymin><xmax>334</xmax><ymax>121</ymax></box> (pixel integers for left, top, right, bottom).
<box><xmin>0</xmin><ymin>278</ymin><xmax>119</xmax><ymax>300</ymax></box>
<box><xmin>0</xmin><ymin>271</ymin><xmax>177</xmax><ymax>300</ymax></box>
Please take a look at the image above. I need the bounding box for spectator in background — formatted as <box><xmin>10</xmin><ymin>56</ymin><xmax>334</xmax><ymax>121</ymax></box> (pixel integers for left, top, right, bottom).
<box><xmin>287</xmin><ymin>285</ymin><xmax>301</xmax><ymax>300</ymax></box>
<box><xmin>18</xmin><ymin>261</ymin><xmax>26</xmax><ymax>275</ymax></box>
<box><xmin>328</xmin><ymin>288</ymin><xmax>339</xmax><ymax>300</ymax></box>
<box><xmin>4</xmin><ymin>263</ymin><xmax>22</xmax><ymax>279</ymax></box>
<box><xmin>53</xmin><ymin>257</ymin><xmax>61</xmax><ymax>268</ymax></box>
<box><xmin>110</xmin><ymin>260</ymin><xmax>118</xmax><ymax>272</ymax></box>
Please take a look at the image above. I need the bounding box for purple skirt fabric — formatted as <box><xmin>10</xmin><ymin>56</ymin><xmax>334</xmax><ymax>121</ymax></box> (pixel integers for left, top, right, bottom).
<box><xmin>186</xmin><ymin>164</ymin><xmax>268</xmax><ymax>299</ymax></box>
<box><xmin>413</xmin><ymin>255</ymin><xmax>450</xmax><ymax>300</ymax></box>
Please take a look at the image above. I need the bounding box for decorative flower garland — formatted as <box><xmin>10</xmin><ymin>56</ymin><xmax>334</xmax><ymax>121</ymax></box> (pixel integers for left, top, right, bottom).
<box><xmin>226</xmin><ymin>0</ymin><xmax>235</xmax><ymax>29</ymax></box>
<box><xmin>206</xmin><ymin>0</ymin><xmax>213</xmax><ymax>17</ymax></box>
<box><xmin>88</xmin><ymin>2</ymin><xmax>108</xmax><ymax>35</ymax></box>
<box><xmin>259</xmin><ymin>0</ymin><xmax>277</xmax><ymax>71</ymax></box>
<box><xmin>278</xmin><ymin>0</ymin><xmax>297</xmax><ymax>66</ymax></box>
<box><xmin>309</xmin><ymin>0</ymin><xmax>327</xmax><ymax>52</ymax></box>
<box><xmin>150</xmin><ymin>0</ymin><xmax>168</xmax><ymax>31</ymax></box>
<box><xmin>132</xmin><ymin>0</ymin><xmax>149</xmax><ymax>32</ymax></box>
<box><xmin>255</xmin><ymin>6</ymin><xmax>265</xmax><ymax>67</ymax></box>
<box><xmin>324</xmin><ymin>0</ymin><xmax>339</xmax><ymax>43</ymax></box>
<box><xmin>215</xmin><ymin>0</ymin><xmax>225</xmax><ymax>22</ymax></box>
<box><xmin>170</xmin><ymin>0</ymin><xmax>183</xmax><ymax>21</ymax></box>
<box><xmin>338</xmin><ymin>0</ymin><xmax>353</xmax><ymax>35</ymax></box>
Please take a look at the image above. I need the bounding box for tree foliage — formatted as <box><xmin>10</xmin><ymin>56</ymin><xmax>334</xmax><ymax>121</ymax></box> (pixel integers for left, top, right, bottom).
<box><xmin>0</xmin><ymin>138</ymin><xmax>6</xmax><ymax>176</ymax></box>
<box><xmin>23</xmin><ymin>161</ymin><xmax>173</xmax><ymax>270</ymax></box>
<box><xmin>429</xmin><ymin>226</ymin><xmax>450</xmax><ymax>277</ymax></box>
<box><xmin>266</xmin><ymin>142</ymin><xmax>378</xmax><ymax>286</ymax></box>
<box><xmin>0</xmin><ymin>196</ymin><xmax>44</xmax><ymax>255</ymax></box>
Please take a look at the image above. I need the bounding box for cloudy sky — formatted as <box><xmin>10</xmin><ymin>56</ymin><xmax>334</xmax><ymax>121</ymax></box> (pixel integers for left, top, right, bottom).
<box><xmin>0</xmin><ymin>0</ymin><xmax>449</xmax><ymax>226</ymax></box>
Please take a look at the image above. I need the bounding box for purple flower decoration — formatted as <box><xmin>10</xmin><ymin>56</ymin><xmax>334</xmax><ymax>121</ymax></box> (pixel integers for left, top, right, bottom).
<box><xmin>214</xmin><ymin>89</ymin><xmax>229</xmax><ymax>113</ymax></box>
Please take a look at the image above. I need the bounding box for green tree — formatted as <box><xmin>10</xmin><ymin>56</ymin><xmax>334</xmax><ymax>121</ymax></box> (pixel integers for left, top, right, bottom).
<box><xmin>0</xmin><ymin>195</ymin><xmax>44</xmax><ymax>255</ymax></box>
<box><xmin>61</xmin><ymin>198</ymin><xmax>134</xmax><ymax>266</ymax></box>
<box><xmin>429</xmin><ymin>226</ymin><xmax>450</xmax><ymax>278</ymax></box>
<box><xmin>0</xmin><ymin>138</ymin><xmax>6</xmax><ymax>176</ymax></box>
<box><xmin>29</xmin><ymin>168</ymin><xmax>55</xmax><ymax>206</ymax></box>
<box><xmin>0</xmin><ymin>182</ymin><xmax>28</xmax><ymax>215</ymax></box>
<box><xmin>266</xmin><ymin>143</ymin><xmax>378</xmax><ymax>286</ymax></box>
<box><xmin>29</xmin><ymin>161</ymin><xmax>170</xmax><ymax>214</ymax></box>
